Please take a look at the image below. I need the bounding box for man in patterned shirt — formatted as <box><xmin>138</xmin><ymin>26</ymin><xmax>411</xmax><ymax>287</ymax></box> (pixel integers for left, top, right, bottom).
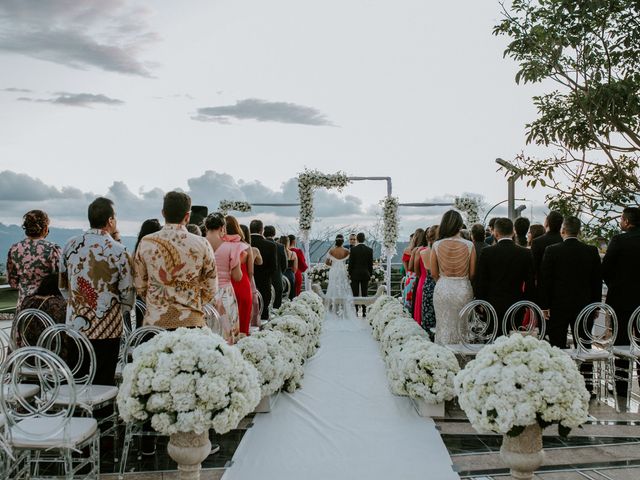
<box><xmin>134</xmin><ymin>191</ymin><xmax>218</xmax><ymax>329</ymax></box>
<box><xmin>60</xmin><ymin>197</ymin><xmax>135</xmax><ymax>386</ymax></box>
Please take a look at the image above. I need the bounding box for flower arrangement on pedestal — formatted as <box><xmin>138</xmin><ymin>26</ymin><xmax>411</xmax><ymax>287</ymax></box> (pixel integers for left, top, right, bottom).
<box><xmin>218</xmin><ymin>200</ymin><xmax>252</xmax><ymax>215</ymax></box>
<box><xmin>308</xmin><ymin>263</ymin><xmax>330</xmax><ymax>285</ymax></box>
<box><xmin>298</xmin><ymin>169</ymin><xmax>350</xmax><ymax>231</ymax></box>
<box><xmin>454</xmin><ymin>196</ymin><xmax>481</xmax><ymax>225</ymax></box>
<box><xmin>380</xmin><ymin>196</ymin><xmax>399</xmax><ymax>259</ymax></box>
<box><xmin>117</xmin><ymin>327</ymin><xmax>261</xmax><ymax>435</ymax></box>
<box><xmin>455</xmin><ymin>334</ymin><xmax>589</xmax><ymax>437</ymax></box>
<box><xmin>371</xmin><ymin>262</ymin><xmax>386</xmax><ymax>284</ymax></box>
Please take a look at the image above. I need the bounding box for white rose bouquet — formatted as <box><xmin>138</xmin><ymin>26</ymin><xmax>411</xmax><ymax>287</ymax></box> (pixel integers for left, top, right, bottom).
<box><xmin>295</xmin><ymin>291</ymin><xmax>325</xmax><ymax>318</ymax></box>
<box><xmin>367</xmin><ymin>295</ymin><xmax>400</xmax><ymax>324</ymax></box>
<box><xmin>308</xmin><ymin>264</ymin><xmax>330</xmax><ymax>285</ymax></box>
<box><xmin>117</xmin><ymin>327</ymin><xmax>261</xmax><ymax>435</ymax></box>
<box><xmin>237</xmin><ymin>331</ymin><xmax>295</xmax><ymax>397</ymax></box>
<box><xmin>387</xmin><ymin>336</ymin><xmax>460</xmax><ymax>403</ymax></box>
<box><xmin>455</xmin><ymin>334</ymin><xmax>590</xmax><ymax>437</ymax></box>
<box><xmin>371</xmin><ymin>262</ymin><xmax>386</xmax><ymax>284</ymax></box>
<box><xmin>380</xmin><ymin>316</ymin><xmax>429</xmax><ymax>359</ymax></box>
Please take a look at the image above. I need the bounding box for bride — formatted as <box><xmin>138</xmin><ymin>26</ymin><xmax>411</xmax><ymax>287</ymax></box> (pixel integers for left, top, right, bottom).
<box><xmin>324</xmin><ymin>234</ymin><xmax>359</xmax><ymax>323</ymax></box>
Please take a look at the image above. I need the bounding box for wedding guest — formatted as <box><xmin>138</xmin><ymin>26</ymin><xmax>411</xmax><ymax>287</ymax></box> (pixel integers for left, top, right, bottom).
<box><xmin>540</xmin><ymin>216</ymin><xmax>601</xmax><ymax>349</ymax></box>
<box><xmin>527</xmin><ymin>224</ymin><xmax>545</xmax><ymax>247</ymax></box>
<box><xmin>226</xmin><ymin>216</ymin><xmax>254</xmax><ymax>336</ymax></box>
<box><xmin>412</xmin><ymin>230</ymin><xmax>429</xmax><ymax>326</ymax></box>
<box><xmin>419</xmin><ymin>225</ymin><xmax>438</xmax><ymax>337</ymax></box>
<box><xmin>460</xmin><ymin>229</ymin><xmax>471</xmax><ymax>241</ymax></box>
<box><xmin>431</xmin><ymin>211</ymin><xmax>475</xmax><ymax>344</ymax></box>
<box><xmin>186</xmin><ymin>224</ymin><xmax>202</xmax><ymax>236</ymax></box>
<box><xmin>134</xmin><ymin>218</ymin><xmax>162</xmax><ymax>253</ymax></box>
<box><xmin>134</xmin><ymin>192</ymin><xmax>218</xmax><ymax>330</ymax></box>
<box><xmin>348</xmin><ymin>232</ymin><xmax>374</xmax><ymax>317</ymax></box>
<box><xmin>264</xmin><ymin>225</ymin><xmax>286</xmax><ymax>309</ymax></box>
<box><xmin>243</xmin><ymin>224</ymin><xmax>263</xmax><ymax>328</ymax></box>
<box><xmin>20</xmin><ymin>273</ymin><xmax>67</xmax><ymax>349</ymax></box>
<box><xmin>346</xmin><ymin>233</ymin><xmax>357</xmax><ymax>251</ymax></box>
<box><xmin>279</xmin><ymin>235</ymin><xmax>297</xmax><ymax>301</ymax></box>
<box><xmin>531</xmin><ymin>211</ymin><xmax>563</xmax><ymax>283</ymax></box>
<box><xmin>288</xmin><ymin>235</ymin><xmax>307</xmax><ymax>297</ymax></box>
<box><xmin>470</xmin><ymin>223</ymin><xmax>486</xmax><ymax>280</ymax></box>
<box><xmin>474</xmin><ymin>218</ymin><xmax>535</xmax><ymax>337</ymax></box>
<box><xmin>205</xmin><ymin>214</ymin><xmax>243</xmax><ymax>343</ymax></box>
<box><xmin>7</xmin><ymin>210</ymin><xmax>61</xmax><ymax>309</ymax></box>
<box><xmin>514</xmin><ymin>217</ymin><xmax>530</xmax><ymax>247</ymax></box>
<box><xmin>485</xmin><ymin>217</ymin><xmax>498</xmax><ymax>245</ymax></box>
<box><xmin>602</xmin><ymin>207</ymin><xmax>640</xmax><ymax>397</ymax></box>
<box><xmin>402</xmin><ymin>230</ymin><xmax>421</xmax><ymax>312</ymax></box>
<box><xmin>60</xmin><ymin>197</ymin><xmax>135</xmax><ymax>386</ymax></box>
<box><xmin>250</xmin><ymin>220</ymin><xmax>277</xmax><ymax>320</ymax></box>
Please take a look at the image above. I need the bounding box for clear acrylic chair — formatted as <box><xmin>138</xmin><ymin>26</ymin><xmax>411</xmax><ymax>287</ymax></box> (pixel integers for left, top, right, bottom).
<box><xmin>10</xmin><ymin>308</ymin><xmax>55</xmax><ymax>350</ymax></box>
<box><xmin>612</xmin><ymin>306</ymin><xmax>640</xmax><ymax>409</ymax></box>
<box><xmin>0</xmin><ymin>347</ymin><xmax>100</xmax><ymax>479</ymax></box>
<box><xmin>565</xmin><ymin>302</ymin><xmax>619</xmax><ymax>411</ymax></box>
<box><xmin>282</xmin><ymin>275</ymin><xmax>291</xmax><ymax>300</ymax></box>
<box><xmin>37</xmin><ymin>325</ymin><xmax>119</xmax><ymax>436</ymax></box>
<box><xmin>446</xmin><ymin>300</ymin><xmax>498</xmax><ymax>357</ymax></box>
<box><xmin>0</xmin><ymin>328</ymin><xmax>40</xmax><ymax>404</ymax></box>
<box><xmin>204</xmin><ymin>303</ymin><xmax>223</xmax><ymax>336</ymax></box>
<box><xmin>502</xmin><ymin>301</ymin><xmax>547</xmax><ymax>341</ymax></box>
<box><xmin>118</xmin><ymin>326</ymin><xmax>164</xmax><ymax>479</ymax></box>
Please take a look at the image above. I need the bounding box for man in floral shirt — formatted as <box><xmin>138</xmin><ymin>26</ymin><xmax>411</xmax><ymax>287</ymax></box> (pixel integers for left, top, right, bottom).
<box><xmin>60</xmin><ymin>197</ymin><xmax>135</xmax><ymax>386</ymax></box>
<box><xmin>134</xmin><ymin>191</ymin><xmax>218</xmax><ymax>329</ymax></box>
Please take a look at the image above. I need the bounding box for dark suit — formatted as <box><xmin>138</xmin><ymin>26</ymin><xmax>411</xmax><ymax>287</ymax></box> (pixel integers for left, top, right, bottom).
<box><xmin>472</xmin><ymin>241</ymin><xmax>486</xmax><ymax>290</ymax></box>
<box><xmin>475</xmin><ymin>239</ymin><xmax>535</xmax><ymax>336</ymax></box>
<box><xmin>267</xmin><ymin>239</ymin><xmax>287</xmax><ymax>309</ymax></box>
<box><xmin>348</xmin><ymin>243</ymin><xmax>373</xmax><ymax>315</ymax></box>
<box><xmin>539</xmin><ymin>238</ymin><xmax>602</xmax><ymax>348</ymax></box>
<box><xmin>251</xmin><ymin>234</ymin><xmax>277</xmax><ymax>319</ymax></box>
<box><xmin>531</xmin><ymin>231</ymin><xmax>563</xmax><ymax>284</ymax></box>
<box><xmin>602</xmin><ymin>226</ymin><xmax>640</xmax><ymax>395</ymax></box>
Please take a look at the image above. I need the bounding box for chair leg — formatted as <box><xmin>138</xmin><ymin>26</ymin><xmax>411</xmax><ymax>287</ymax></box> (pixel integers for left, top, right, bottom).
<box><xmin>609</xmin><ymin>358</ymin><xmax>620</xmax><ymax>413</ymax></box>
<box><xmin>119</xmin><ymin>423</ymin><xmax>133</xmax><ymax>480</ymax></box>
<box><xmin>64</xmin><ymin>449</ymin><xmax>74</xmax><ymax>480</ymax></box>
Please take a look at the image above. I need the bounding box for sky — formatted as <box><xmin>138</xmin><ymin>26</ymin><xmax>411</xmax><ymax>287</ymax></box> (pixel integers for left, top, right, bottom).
<box><xmin>0</xmin><ymin>0</ymin><xmax>554</xmax><ymax>236</ymax></box>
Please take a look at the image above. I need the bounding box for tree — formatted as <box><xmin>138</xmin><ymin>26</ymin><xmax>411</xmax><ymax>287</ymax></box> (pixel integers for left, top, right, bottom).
<box><xmin>494</xmin><ymin>0</ymin><xmax>640</xmax><ymax>238</ymax></box>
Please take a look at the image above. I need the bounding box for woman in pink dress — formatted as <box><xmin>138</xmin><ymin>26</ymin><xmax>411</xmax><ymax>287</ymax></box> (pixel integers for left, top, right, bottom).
<box><xmin>412</xmin><ymin>232</ymin><xmax>429</xmax><ymax>326</ymax></box>
<box><xmin>225</xmin><ymin>216</ymin><xmax>253</xmax><ymax>337</ymax></box>
<box><xmin>205</xmin><ymin>213</ymin><xmax>248</xmax><ymax>344</ymax></box>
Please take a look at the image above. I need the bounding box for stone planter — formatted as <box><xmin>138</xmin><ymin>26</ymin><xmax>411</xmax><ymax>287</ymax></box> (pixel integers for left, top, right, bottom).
<box><xmin>253</xmin><ymin>391</ymin><xmax>280</xmax><ymax>413</ymax></box>
<box><xmin>167</xmin><ymin>431</ymin><xmax>211</xmax><ymax>480</ymax></box>
<box><xmin>410</xmin><ymin>397</ymin><xmax>445</xmax><ymax>418</ymax></box>
<box><xmin>499</xmin><ymin>423</ymin><xmax>545</xmax><ymax>480</ymax></box>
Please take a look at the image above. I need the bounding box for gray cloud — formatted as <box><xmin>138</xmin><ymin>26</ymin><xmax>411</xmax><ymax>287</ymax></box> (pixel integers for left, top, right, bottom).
<box><xmin>193</xmin><ymin>98</ymin><xmax>334</xmax><ymax>126</ymax></box>
<box><xmin>0</xmin><ymin>170</ymin><xmax>363</xmax><ymax>226</ymax></box>
<box><xmin>0</xmin><ymin>1</ymin><xmax>158</xmax><ymax>76</ymax></box>
<box><xmin>18</xmin><ymin>92</ymin><xmax>124</xmax><ymax>107</ymax></box>
<box><xmin>3</xmin><ymin>87</ymin><xmax>32</xmax><ymax>92</ymax></box>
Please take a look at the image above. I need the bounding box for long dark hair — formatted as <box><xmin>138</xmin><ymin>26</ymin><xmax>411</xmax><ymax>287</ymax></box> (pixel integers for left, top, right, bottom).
<box><xmin>240</xmin><ymin>225</ymin><xmax>251</xmax><ymax>245</ymax></box>
<box><xmin>438</xmin><ymin>210</ymin><xmax>464</xmax><ymax>240</ymax></box>
<box><xmin>135</xmin><ymin>218</ymin><xmax>162</xmax><ymax>252</ymax></box>
<box><xmin>278</xmin><ymin>235</ymin><xmax>290</xmax><ymax>248</ymax></box>
<box><xmin>335</xmin><ymin>234</ymin><xmax>344</xmax><ymax>247</ymax></box>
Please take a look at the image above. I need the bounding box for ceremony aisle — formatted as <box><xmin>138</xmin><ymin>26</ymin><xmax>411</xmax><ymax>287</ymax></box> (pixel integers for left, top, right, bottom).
<box><xmin>223</xmin><ymin>314</ymin><xmax>459</xmax><ymax>480</ymax></box>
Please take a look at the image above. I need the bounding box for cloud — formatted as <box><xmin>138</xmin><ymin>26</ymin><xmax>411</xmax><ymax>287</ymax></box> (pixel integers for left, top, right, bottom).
<box><xmin>18</xmin><ymin>92</ymin><xmax>124</xmax><ymax>107</ymax></box>
<box><xmin>0</xmin><ymin>1</ymin><xmax>158</xmax><ymax>76</ymax></box>
<box><xmin>193</xmin><ymin>98</ymin><xmax>334</xmax><ymax>126</ymax></box>
<box><xmin>0</xmin><ymin>170</ymin><xmax>364</xmax><ymax>229</ymax></box>
<box><xmin>2</xmin><ymin>87</ymin><xmax>32</xmax><ymax>92</ymax></box>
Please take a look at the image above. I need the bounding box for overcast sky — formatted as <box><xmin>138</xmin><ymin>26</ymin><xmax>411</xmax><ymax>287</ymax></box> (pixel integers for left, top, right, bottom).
<box><xmin>0</xmin><ymin>0</ymin><xmax>553</xmax><ymax>236</ymax></box>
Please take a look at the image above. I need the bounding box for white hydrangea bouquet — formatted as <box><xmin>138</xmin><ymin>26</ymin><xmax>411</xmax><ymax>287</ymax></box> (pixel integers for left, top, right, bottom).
<box><xmin>455</xmin><ymin>334</ymin><xmax>590</xmax><ymax>437</ymax></box>
<box><xmin>380</xmin><ymin>316</ymin><xmax>429</xmax><ymax>360</ymax></box>
<box><xmin>117</xmin><ymin>327</ymin><xmax>261</xmax><ymax>435</ymax></box>
<box><xmin>387</xmin><ymin>336</ymin><xmax>460</xmax><ymax>404</ymax></box>
<box><xmin>367</xmin><ymin>295</ymin><xmax>400</xmax><ymax>324</ymax></box>
<box><xmin>308</xmin><ymin>263</ymin><xmax>330</xmax><ymax>285</ymax></box>
<box><xmin>237</xmin><ymin>331</ymin><xmax>296</xmax><ymax>397</ymax></box>
<box><xmin>265</xmin><ymin>314</ymin><xmax>314</xmax><ymax>358</ymax></box>
<box><xmin>296</xmin><ymin>291</ymin><xmax>326</xmax><ymax>318</ymax></box>
<box><xmin>371</xmin><ymin>300</ymin><xmax>407</xmax><ymax>340</ymax></box>
<box><xmin>276</xmin><ymin>301</ymin><xmax>322</xmax><ymax>356</ymax></box>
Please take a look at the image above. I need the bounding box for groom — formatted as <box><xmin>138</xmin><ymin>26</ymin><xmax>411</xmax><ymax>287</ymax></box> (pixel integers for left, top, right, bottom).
<box><xmin>348</xmin><ymin>232</ymin><xmax>373</xmax><ymax>317</ymax></box>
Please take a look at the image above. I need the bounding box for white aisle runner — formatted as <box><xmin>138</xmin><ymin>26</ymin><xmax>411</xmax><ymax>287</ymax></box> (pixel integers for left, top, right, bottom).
<box><xmin>223</xmin><ymin>316</ymin><xmax>459</xmax><ymax>480</ymax></box>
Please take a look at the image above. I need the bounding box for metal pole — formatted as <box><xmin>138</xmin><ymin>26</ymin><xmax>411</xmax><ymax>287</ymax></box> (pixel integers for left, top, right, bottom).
<box><xmin>507</xmin><ymin>177</ymin><xmax>516</xmax><ymax>220</ymax></box>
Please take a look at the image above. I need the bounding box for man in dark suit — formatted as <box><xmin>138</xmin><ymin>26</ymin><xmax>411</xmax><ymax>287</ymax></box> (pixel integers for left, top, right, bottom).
<box><xmin>250</xmin><ymin>220</ymin><xmax>277</xmax><ymax>320</ymax></box>
<box><xmin>531</xmin><ymin>210</ymin><xmax>563</xmax><ymax>284</ymax></box>
<box><xmin>264</xmin><ymin>225</ymin><xmax>286</xmax><ymax>309</ymax></box>
<box><xmin>348</xmin><ymin>232</ymin><xmax>373</xmax><ymax>317</ymax></box>
<box><xmin>539</xmin><ymin>216</ymin><xmax>602</xmax><ymax>349</ymax></box>
<box><xmin>475</xmin><ymin>218</ymin><xmax>535</xmax><ymax>336</ymax></box>
<box><xmin>602</xmin><ymin>207</ymin><xmax>640</xmax><ymax>396</ymax></box>
<box><xmin>470</xmin><ymin>223</ymin><xmax>486</xmax><ymax>290</ymax></box>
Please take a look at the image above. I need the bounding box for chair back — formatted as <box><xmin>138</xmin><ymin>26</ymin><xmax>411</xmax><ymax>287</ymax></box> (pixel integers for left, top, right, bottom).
<box><xmin>629</xmin><ymin>306</ymin><xmax>640</xmax><ymax>352</ymax></box>
<box><xmin>37</xmin><ymin>324</ymin><xmax>96</xmax><ymax>390</ymax></box>
<box><xmin>282</xmin><ymin>275</ymin><xmax>291</xmax><ymax>299</ymax></box>
<box><xmin>120</xmin><ymin>326</ymin><xmax>164</xmax><ymax>367</ymax></box>
<box><xmin>203</xmin><ymin>304</ymin><xmax>223</xmax><ymax>336</ymax></box>
<box><xmin>0</xmin><ymin>347</ymin><xmax>76</xmax><ymax>443</ymax></box>
<box><xmin>458</xmin><ymin>300</ymin><xmax>498</xmax><ymax>347</ymax></box>
<box><xmin>502</xmin><ymin>301</ymin><xmax>546</xmax><ymax>341</ymax></box>
<box><xmin>10</xmin><ymin>309</ymin><xmax>55</xmax><ymax>350</ymax></box>
<box><xmin>574</xmin><ymin>302</ymin><xmax>617</xmax><ymax>353</ymax></box>
<box><xmin>0</xmin><ymin>329</ymin><xmax>10</xmax><ymax>366</ymax></box>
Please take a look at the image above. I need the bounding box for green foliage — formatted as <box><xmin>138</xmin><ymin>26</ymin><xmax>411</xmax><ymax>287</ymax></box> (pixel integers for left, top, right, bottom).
<box><xmin>494</xmin><ymin>0</ymin><xmax>640</xmax><ymax>238</ymax></box>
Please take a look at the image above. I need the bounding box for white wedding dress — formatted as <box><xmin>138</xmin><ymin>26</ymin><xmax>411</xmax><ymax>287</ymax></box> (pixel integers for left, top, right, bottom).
<box><xmin>324</xmin><ymin>254</ymin><xmax>362</xmax><ymax>330</ymax></box>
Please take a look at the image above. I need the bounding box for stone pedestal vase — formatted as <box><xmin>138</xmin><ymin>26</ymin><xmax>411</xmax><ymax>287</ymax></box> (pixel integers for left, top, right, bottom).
<box><xmin>499</xmin><ymin>423</ymin><xmax>545</xmax><ymax>480</ymax></box>
<box><xmin>167</xmin><ymin>431</ymin><xmax>211</xmax><ymax>480</ymax></box>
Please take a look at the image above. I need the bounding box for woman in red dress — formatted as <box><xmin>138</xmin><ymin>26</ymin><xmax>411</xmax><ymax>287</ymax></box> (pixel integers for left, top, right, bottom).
<box><xmin>288</xmin><ymin>234</ymin><xmax>307</xmax><ymax>296</ymax></box>
<box><xmin>225</xmin><ymin>216</ymin><xmax>254</xmax><ymax>336</ymax></box>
